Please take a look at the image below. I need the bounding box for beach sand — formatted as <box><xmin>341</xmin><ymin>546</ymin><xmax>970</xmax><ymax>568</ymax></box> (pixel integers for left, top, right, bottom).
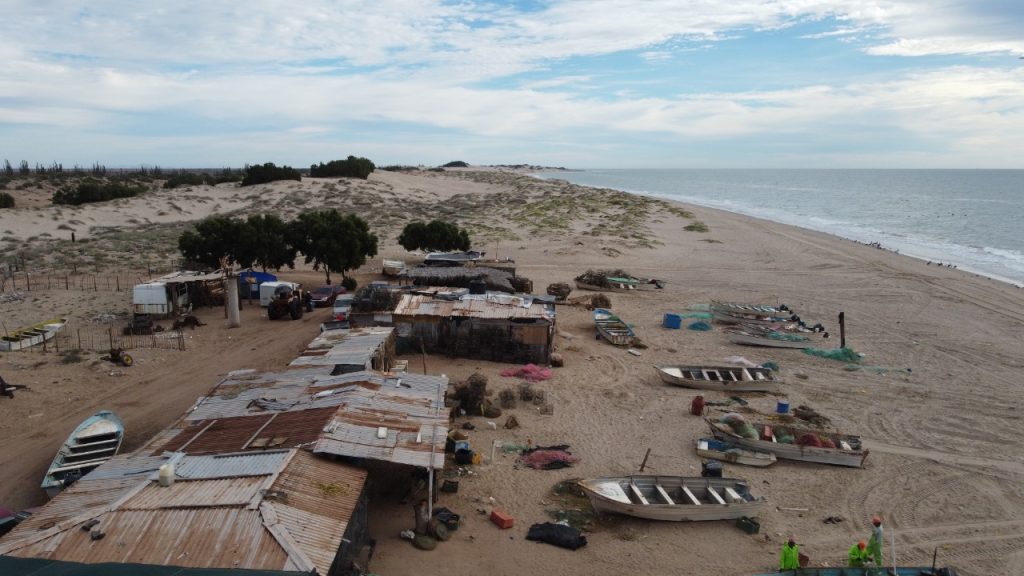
<box><xmin>2</xmin><ymin>169</ymin><xmax>1023</xmax><ymax>575</ymax></box>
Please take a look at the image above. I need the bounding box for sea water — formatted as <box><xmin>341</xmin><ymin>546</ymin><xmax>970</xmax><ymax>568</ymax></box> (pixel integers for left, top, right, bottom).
<box><xmin>534</xmin><ymin>169</ymin><xmax>1024</xmax><ymax>286</ymax></box>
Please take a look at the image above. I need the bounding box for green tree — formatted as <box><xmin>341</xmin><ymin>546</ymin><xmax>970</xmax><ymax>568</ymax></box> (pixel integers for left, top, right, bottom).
<box><xmin>240</xmin><ymin>214</ymin><xmax>296</xmax><ymax>272</ymax></box>
<box><xmin>178</xmin><ymin>215</ymin><xmax>245</xmax><ymax>269</ymax></box>
<box><xmin>398</xmin><ymin>220</ymin><xmax>471</xmax><ymax>252</ymax></box>
<box><xmin>309</xmin><ymin>155</ymin><xmax>375</xmax><ymax>179</ymax></box>
<box><xmin>3</xmin><ymin>160</ymin><xmax>13</xmax><ymax>177</ymax></box>
<box><xmin>241</xmin><ymin>162</ymin><xmax>301</xmax><ymax>186</ymax></box>
<box><xmin>289</xmin><ymin>209</ymin><xmax>378</xmax><ymax>284</ymax></box>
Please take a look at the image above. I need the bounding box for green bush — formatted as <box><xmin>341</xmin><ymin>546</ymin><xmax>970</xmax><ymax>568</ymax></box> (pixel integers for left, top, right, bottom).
<box><xmin>341</xmin><ymin>276</ymin><xmax>357</xmax><ymax>291</ymax></box>
<box><xmin>0</xmin><ymin>191</ymin><xmax>13</xmax><ymax>208</ymax></box>
<box><xmin>310</xmin><ymin>156</ymin><xmax>376</xmax><ymax>179</ymax></box>
<box><xmin>241</xmin><ymin>163</ymin><xmax>301</xmax><ymax>186</ymax></box>
<box><xmin>52</xmin><ymin>178</ymin><xmax>146</xmax><ymax>205</ymax></box>
<box><xmin>398</xmin><ymin>220</ymin><xmax>471</xmax><ymax>252</ymax></box>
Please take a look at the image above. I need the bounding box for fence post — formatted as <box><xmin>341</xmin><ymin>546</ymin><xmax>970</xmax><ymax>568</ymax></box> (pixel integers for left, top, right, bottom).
<box><xmin>26</xmin><ymin>273</ymin><xmax>30</xmax><ymax>291</ymax></box>
<box><xmin>116</xmin><ymin>276</ymin><xmax>120</xmax><ymax>291</ymax></box>
<box><xmin>77</xmin><ymin>328</ymin><xmax>82</xmax><ymax>350</ymax></box>
<box><xmin>65</xmin><ymin>274</ymin><xmax>69</xmax><ymax>290</ymax></box>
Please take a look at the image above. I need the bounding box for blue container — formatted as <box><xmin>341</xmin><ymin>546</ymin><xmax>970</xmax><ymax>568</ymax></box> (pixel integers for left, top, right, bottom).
<box><xmin>454</xmin><ymin>441</ymin><xmax>470</xmax><ymax>453</ymax></box>
<box><xmin>663</xmin><ymin>313</ymin><xmax>682</xmax><ymax>329</ymax></box>
<box><xmin>776</xmin><ymin>400</ymin><xmax>790</xmax><ymax>414</ymax></box>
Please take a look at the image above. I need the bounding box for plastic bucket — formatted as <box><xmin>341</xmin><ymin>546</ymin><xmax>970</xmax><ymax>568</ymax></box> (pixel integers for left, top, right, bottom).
<box><xmin>454</xmin><ymin>441</ymin><xmax>470</xmax><ymax>453</ymax></box>
<box><xmin>776</xmin><ymin>400</ymin><xmax>790</xmax><ymax>414</ymax></box>
<box><xmin>663</xmin><ymin>313</ymin><xmax>682</xmax><ymax>329</ymax></box>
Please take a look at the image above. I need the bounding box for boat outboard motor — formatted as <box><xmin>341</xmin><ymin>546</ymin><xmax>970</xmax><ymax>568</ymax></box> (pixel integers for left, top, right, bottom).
<box><xmin>779</xmin><ymin>304</ymin><xmax>790</xmax><ymax>312</ymax></box>
<box><xmin>789</xmin><ymin>314</ymin><xmax>800</xmax><ymax>322</ymax></box>
<box><xmin>701</xmin><ymin>459</ymin><xmax>723</xmax><ymax>478</ymax></box>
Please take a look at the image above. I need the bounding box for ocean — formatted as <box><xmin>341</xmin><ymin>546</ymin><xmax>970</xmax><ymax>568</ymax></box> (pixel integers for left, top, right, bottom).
<box><xmin>534</xmin><ymin>169</ymin><xmax>1024</xmax><ymax>286</ymax></box>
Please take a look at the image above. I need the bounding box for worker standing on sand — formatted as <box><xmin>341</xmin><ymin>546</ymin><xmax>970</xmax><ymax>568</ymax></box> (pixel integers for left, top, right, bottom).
<box><xmin>780</xmin><ymin>538</ymin><xmax>800</xmax><ymax>570</ymax></box>
<box><xmin>868</xmin><ymin>515</ymin><xmax>884</xmax><ymax>565</ymax></box>
<box><xmin>848</xmin><ymin>541</ymin><xmax>869</xmax><ymax>567</ymax></box>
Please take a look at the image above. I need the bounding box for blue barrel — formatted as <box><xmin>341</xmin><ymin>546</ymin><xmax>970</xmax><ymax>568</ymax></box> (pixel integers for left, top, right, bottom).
<box><xmin>454</xmin><ymin>441</ymin><xmax>470</xmax><ymax>453</ymax></box>
<box><xmin>776</xmin><ymin>400</ymin><xmax>790</xmax><ymax>414</ymax></box>
<box><xmin>663</xmin><ymin>313</ymin><xmax>682</xmax><ymax>329</ymax></box>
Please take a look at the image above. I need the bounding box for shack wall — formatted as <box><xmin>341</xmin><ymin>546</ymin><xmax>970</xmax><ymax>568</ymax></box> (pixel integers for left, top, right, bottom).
<box><xmin>394</xmin><ymin>315</ymin><xmax>551</xmax><ymax>364</ymax></box>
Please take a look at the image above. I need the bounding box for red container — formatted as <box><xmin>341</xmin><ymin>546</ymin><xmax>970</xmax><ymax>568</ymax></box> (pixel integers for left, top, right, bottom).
<box><xmin>761</xmin><ymin>425</ymin><xmax>774</xmax><ymax>441</ymax></box>
<box><xmin>690</xmin><ymin>395</ymin><xmax>705</xmax><ymax>416</ymax></box>
<box><xmin>490</xmin><ymin>509</ymin><xmax>514</xmax><ymax>529</ymax></box>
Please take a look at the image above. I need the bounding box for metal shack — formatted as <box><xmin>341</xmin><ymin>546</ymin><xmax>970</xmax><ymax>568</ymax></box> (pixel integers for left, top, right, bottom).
<box><xmin>131</xmin><ymin>270</ymin><xmax>224</xmax><ymax>316</ymax></box>
<box><xmin>392</xmin><ymin>292</ymin><xmax>555</xmax><ymax>364</ymax></box>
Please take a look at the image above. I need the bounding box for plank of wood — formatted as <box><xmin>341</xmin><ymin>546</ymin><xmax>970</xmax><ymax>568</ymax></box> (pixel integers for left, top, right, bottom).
<box><xmin>741</xmin><ymin>368</ymin><xmax>753</xmax><ymax>381</ymax></box>
<box><xmin>681</xmin><ymin>485</ymin><xmax>702</xmax><ymax>506</ymax></box>
<box><xmin>724</xmin><ymin>487</ymin><xmax>745</xmax><ymax>503</ymax></box>
<box><xmin>655</xmin><ymin>483</ymin><xmax>676</xmax><ymax>505</ymax></box>
<box><xmin>628</xmin><ymin>481</ymin><xmax>649</xmax><ymax>505</ymax></box>
<box><xmin>706</xmin><ymin>485</ymin><xmax>726</xmax><ymax>505</ymax></box>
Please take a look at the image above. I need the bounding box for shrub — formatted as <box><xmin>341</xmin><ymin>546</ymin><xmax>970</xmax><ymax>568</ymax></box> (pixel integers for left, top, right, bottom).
<box><xmin>52</xmin><ymin>179</ymin><xmax>146</xmax><ymax>205</ymax></box>
<box><xmin>442</xmin><ymin>161</ymin><xmax>469</xmax><ymax>168</ymax></box>
<box><xmin>684</xmin><ymin>221</ymin><xmax>709</xmax><ymax>232</ymax></box>
<box><xmin>0</xmin><ymin>192</ymin><xmax>13</xmax><ymax>208</ymax></box>
<box><xmin>240</xmin><ymin>163</ymin><xmax>301</xmax><ymax>186</ymax></box>
<box><xmin>310</xmin><ymin>156</ymin><xmax>376</xmax><ymax>179</ymax></box>
<box><xmin>341</xmin><ymin>276</ymin><xmax>357</xmax><ymax>291</ymax></box>
<box><xmin>398</xmin><ymin>220</ymin><xmax>471</xmax><ymax>252</ymax></box>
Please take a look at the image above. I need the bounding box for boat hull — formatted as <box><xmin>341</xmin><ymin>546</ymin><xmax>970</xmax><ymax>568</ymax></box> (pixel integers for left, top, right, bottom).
<box><xmin>708</xmin><ymin>420</ymin><xmax>868</xmax><ymax>468</ymax></box>
<box><xmin>594</xmin><ymin>308</ymin><xmax>635</xmax><ymax>346</ymax></box>
<box><xmin>696</xmin><ymin>438</ymin><xmax>777</xmax><ymax>467</ymax></box>
<box><xmin>42</xmin><ymin>411</ymin><xmax>124</xmax><ymax>498</ymax></box>
<box><xmin>0</xmin><ymin>318</ymin><xmax>67</xmax><ymax>352</ymax></box>
<box><xmin>579</xmin><ymin>475</ymin><xmax>766</xmax><ymax>521</ymax></box>
<box><xmin>575</xmin><ymin>280</ymin><xmax>661</xmax><ymax>292</ymax></box>
<box><xmin>654</xmin><ymin>365</ymin><xmax>780</xmax><ymax>393</ymax></box>
<box><xmin>726</xmin><ymin>332</ymin><xmax>815</xmax><ymax>349</ymax></box>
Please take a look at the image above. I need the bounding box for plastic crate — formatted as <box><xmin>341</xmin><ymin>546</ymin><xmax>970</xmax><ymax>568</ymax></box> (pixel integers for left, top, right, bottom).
<box><xmin>736</xmin><ymin>516</ymin><xmax>760</xmax><ymax>534</ymax></box>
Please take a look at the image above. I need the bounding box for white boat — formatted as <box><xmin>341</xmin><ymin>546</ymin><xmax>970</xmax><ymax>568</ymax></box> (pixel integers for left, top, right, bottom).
<box><xmin>707</xmin><ymin>418</ymin><xmax>868</xmax><ymax>468</ymax></box>
<box><xmin>578</xmin><ymin>475</ymin><xmax>766</xmax><ymax>521</ymax></box>
<box><xmin>42</xmin><ymin>411</ymin><xmax>124</xmax><ymax>498</ymax></box>
<box><xmin>712</xmin><ymin>309</ymin><xmax>793</xmax><ymax>326</ymax></box>
<box><xmin>0</xmin><ymin>318</ymin><xmax>67</xmax><ymax>351</ymax></box>
<box><xmin>726</xmin><ymin>329</ymin><xmax>818</xmax><ymax>350</ymax></box>
<box><xmin>696</xmin><ymin>437</ymin><xmax>777</xmax><ymax>467</ymax></box>
<box><xmin>654</xmin><ymin>364</ymin><xmax>780</xmax><ymax>393</ymax></box>
<box><xmin>575</xmin><ymin>277</ymin><xmax>664</xmax><ymax>292</ymax></box>
<box><xmin>382</xmin><ymin>259</ymin><xmax>406</xmax><ymax>276</ymax></box>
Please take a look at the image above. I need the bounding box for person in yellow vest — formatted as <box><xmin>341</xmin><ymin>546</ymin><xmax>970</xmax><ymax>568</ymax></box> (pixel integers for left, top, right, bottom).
<box><xmin>848</xmin><ymin>540</ymin><xmax>870</xmax><ymax>567</ymax></box>
<box><xmin>780</xmin><ymin>537</ymin><xmax>800</xmax><ymax>570</ymax></box>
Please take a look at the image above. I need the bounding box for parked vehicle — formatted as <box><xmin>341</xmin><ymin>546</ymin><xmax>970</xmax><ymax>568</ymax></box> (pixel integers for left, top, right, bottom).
<box><xmin>132</xmin><ymin>282</ymin><xmax>189</xmax><ymax>316</ymax></box>
<box><xmin>268</xmin><ymin>285</ymin><xmax>304</xmax><ymax>320</ymax></box>
<box><xmin>332</xmin><ymin>294</ymin><xmax>355</xmax><ymax>321</ymax></box>
<box><xmin>309</xmin><ymin>284</ymin><xmax>346</xmax><ymax>307</ymax></box>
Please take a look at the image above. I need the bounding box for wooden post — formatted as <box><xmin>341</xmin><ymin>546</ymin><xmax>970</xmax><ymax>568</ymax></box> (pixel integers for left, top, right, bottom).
<box><xmin>420</xmin><ymin>338</ymin><xmax>428</xmax><ymax>374</ymax></box>
<box><xmin>77</xmin><ymin>328</ymin><xmax>82</xmax><ymax>350</ymax></box>
<box><xmin>26</xmin><ymin>273</ymin><xmax>30</xmax><ymax>291</ymax></box>
<box><xmin>639</xmin><ymin>447</ymin><xmax>652</xmax><ymax>472</ymax></box>
<box><xmin>838</xmin><ymin>312</ymin><xmax>846</xmax><ymax>349</ymax></box>
<box><xmin>65</xmin><ymin>274</ymin><xmax>69</xmax><ymax>290</ymax></box>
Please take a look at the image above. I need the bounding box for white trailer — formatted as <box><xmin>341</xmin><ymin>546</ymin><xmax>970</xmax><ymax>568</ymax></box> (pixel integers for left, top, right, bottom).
<box><xmin>132</xmin><ymin>282</ymin><xmax>190</xmax><ymax>316</ymax></box>
<box><xmin>259</xmin><ymin>281</ymin><xmax>301</xmax><ymax>307</ymax></box>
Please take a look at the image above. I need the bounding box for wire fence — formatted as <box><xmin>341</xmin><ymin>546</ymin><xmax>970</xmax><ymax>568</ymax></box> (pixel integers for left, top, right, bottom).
<box><xmin>0</xmin><ymin>271</ymin><xmax>166</xmax><ymax>294</ymax></box>
<box><xmin>3</xmin><ymin>321</ymin><xmax>186</xmax><ymax>354</ymax></box>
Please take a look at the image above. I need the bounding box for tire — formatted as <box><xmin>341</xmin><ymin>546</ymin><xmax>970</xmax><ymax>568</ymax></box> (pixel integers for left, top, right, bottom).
<box><xmin>289</xmin><ymin>299</ymin><xmax>302</xmax><ymax>320</ymax></box>
<box><xmin>268</xmin><ymin>307</ymin><xmax>279</xmax><ymax>320</ymax></box>
<box><xmin>121</xmin><ymin>354</ymin><xmax>134</xmax><ymax>367</ymax></box>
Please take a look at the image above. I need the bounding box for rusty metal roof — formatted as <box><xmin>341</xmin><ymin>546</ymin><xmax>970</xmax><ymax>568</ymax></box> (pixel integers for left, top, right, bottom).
<box><xmin>392</xmin><ymin>293</ymin><xmax>554</xmax><ymax>320</ymax></box>
<box><xmin>290</xmin><ymin>327</ymin><xmax>394</xmax><ymax>369</ymax></box>
<box><xmin>155</xmin><ymin>407</ymin><xmax>336</xmax><ymax>455</ymax></box>
<box><xmin>0</xmin><ymin>449</ymin><xmax>366</xmax><ymax>576</ymax></box>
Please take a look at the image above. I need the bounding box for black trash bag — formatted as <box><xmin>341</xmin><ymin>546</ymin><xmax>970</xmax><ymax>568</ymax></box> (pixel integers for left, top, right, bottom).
<box><xmin>525</xmin><ymin>522</ymin><xmax>588</xmax><ymax>550</ymax></box>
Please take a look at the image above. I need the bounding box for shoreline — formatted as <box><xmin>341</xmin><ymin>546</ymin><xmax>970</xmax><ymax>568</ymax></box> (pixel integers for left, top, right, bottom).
<box><xmin>531</xmin><ymin>170</ymin><xmax>1024</xmax><ymax>289</ymax></box>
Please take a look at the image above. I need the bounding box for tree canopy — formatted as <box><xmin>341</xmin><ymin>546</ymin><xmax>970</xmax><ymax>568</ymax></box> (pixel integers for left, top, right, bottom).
<box><xmin>240</xmin><ymin>163</ymin><xmax>301</xmax><ymax>186</ymax></box>
<box><xmin>238</xmin><ymin>214</ymin><xmax>296</xmax><ymax>272</ymax></box>
<box><xmin>178</xmin><ymin>215</ymin><xmax>246</xmax><ymax>269</ymax></box>
<box><xmin>289</xmin><ymin>209</ymin><xmax>378</xmax><ymax>284</ymax></box>
<box><xmin>398</xmin><ymin>220</ymin><xmax>471</xmax><ymax>253</ymax></box>
<box><xmin>309</xmin><ymin>156</ymin><xmax>376</xmax><ymax>179</ymax></box>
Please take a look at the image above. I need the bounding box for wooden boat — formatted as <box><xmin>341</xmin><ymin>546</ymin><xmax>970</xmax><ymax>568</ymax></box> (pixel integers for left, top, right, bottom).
<box><xmin>711</xmin><ymin>301</ymin><xmax>790</xmax><ymax>316</ymax></box>
<box><xmin>0</xmin><ymin>318</ymin><xmax>67</xmax><ymax>351</ymax></box>
<box><xmin>696</xmin><ymin>437</ymin><xmax>777</xmax><ymax>467</ymax></box>
<box><xmin>594</xmin><ymin>308</ymin><xmax>635</xmax><ymax>346</ymax></box>
<box><xmin>712</xmin><ymin>308</ymin><xmax>794</xmax><ymax>326</ymax></box>
<box><xmin>707</xmin><ymin>418</ymin><xmax>868</xmax><ymax>468</ymax></box>
<box><xmin>42</xmin><ymin>411</ymin><xmax>124</xmax><ymax>498</ymax></box>
<box><xmin>382</xmin><ymin>259</ymin><xmax>406</xmax><ymax>276</ymax></box>
<box><xmin>578</xmin><ymin>475</ymin><xmax>766</xmax><ymax>521</ymax></box>
<box><xmin>575</xmin><ymin>276</ymin><xmax>664</xmax><ymax>292</ymax></box>
<box><xmin>654</xmin><ymin>364</ymin><xmax>780</xmax><ymax>393</ymax></box>
<box><xmin>726</xmin><ymin>328</ymin><xmax>818</xmax><ymax>350</ymax></box>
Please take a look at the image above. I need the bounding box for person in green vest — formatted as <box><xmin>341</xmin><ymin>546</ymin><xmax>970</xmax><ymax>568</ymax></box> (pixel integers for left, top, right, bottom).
<box><xmin>848</xmin><ymin>540</ymin><xmax>870</xmax><ymax>567</ymax></box>
<box><xmin>779</xmin><ymin>537</ymin><xmax>800</xmax><ymax>570</ymax></box>
<box><xmin>868</xmin><ymin>515</ymin><xmax>884</xmax><ymax>565</ymax></box>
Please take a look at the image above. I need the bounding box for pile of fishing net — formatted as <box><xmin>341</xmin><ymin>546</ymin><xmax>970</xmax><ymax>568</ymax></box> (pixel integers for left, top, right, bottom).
<box><xmin>767</xmin><ymin>331</ymin><xmax>809</xmax><ymax>342</ymax></box>
<box><xmin>803</xmin><ymin>346</ymin><xmax>862</xmax><ymax>363</ymax></box>
<box><xmin>574</xmin><ymin>269</ymin><xmax>634</xmax><ymax>288</ymax></box>
<box><xmin>687</xmin><ymin>321</ymin><xmax>712</xmax><ymax>331</ymax></box>
<box><xmin>720</xmin><ymin>413</ymin><xmax>758</xmax><ymax>439</ymax></box>
<box><xmin>500</xmin><ymin>364</ymin><xmax>552</xmax><ymax>382</ymax></box>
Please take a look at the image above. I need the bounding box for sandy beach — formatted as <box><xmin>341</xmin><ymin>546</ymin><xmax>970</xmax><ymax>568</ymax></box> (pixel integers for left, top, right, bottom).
<box><xmin>2</xmin><ymin>168</ymin><xmax>1023</xmax><ymax>576</ymax></box>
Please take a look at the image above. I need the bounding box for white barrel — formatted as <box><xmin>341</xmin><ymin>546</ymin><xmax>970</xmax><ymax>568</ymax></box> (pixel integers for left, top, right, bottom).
<box><xmin>158</xmin><ymin>463</ymin><xmax>175</xmax><ymax>487</ymax></box>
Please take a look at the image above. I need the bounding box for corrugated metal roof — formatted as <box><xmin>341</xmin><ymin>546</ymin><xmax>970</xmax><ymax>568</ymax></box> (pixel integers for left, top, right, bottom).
<box><xmin>290</xmin><ymin>327</ymin><xmax>394</xmax><ymax>368</ymax></box>
<box><xmin>173</xmin><ymin>451</ymin><xmax>291</xmax><ymax>479</ymax></box>
<box><xmin>392</xmin><ymin>293</ymin><xmax>553</xmax><ymax>320</ymax></box>
<box><xmin>156</xmin><ymin>408</ymin><xmax>335</xmax><ymax>455</ymax></box>
<box><xmin>123</xmin><ymin>477</ymin><xmax>265</xmax><ymax>509</ymax></box>
<box><xmin>1</xmin><ymin>449</ymin><xmax>368</xmax><ymax>574</ymax></box>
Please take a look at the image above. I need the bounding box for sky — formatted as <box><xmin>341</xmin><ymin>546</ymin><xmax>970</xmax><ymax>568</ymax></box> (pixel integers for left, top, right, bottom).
<box><xmin>1</xmin><ymin>1</ymin><xmax>1023</xmax><ymax>169</ymax></box>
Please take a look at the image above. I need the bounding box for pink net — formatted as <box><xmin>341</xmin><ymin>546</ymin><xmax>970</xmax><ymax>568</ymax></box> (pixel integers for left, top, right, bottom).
<box><xmin>500</xmin><ymin>363</ymin><xmax>552</xmax><ymax>382</ymax></box>
<box><xmin>520</xmin><ymin>449</ymin><xmax>579</xmax><ymax>470</ymax></box>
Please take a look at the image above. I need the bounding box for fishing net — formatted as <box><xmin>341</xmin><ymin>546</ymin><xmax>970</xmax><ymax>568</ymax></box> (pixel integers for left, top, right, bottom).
<box><xmin>678</xmin><ymin>312</ymin><xmax>712</xmax><ymax>319</ymax></box>
<box><xmin>687</xmin><ymin>321</ymin><xmax>712</xmax><ymax>331</ymax></box>
<box><xmin>500</xmin><ymin>364</ymin><xmax>552</xmax><ymax>382</ymax></box>
<box><xmin>767</xmin><ymin>331</ymin><xmax>809</xmax><ymax>342</ymax></box>
<box><xmin>803</xmin><ymin>347</ymin><xmax>862</xmax><ymax>363</ymax></box>
<box><xmin>521</xmin><ymin>449</ymin><xmax>579</xmax><ymax>470</ymax></box>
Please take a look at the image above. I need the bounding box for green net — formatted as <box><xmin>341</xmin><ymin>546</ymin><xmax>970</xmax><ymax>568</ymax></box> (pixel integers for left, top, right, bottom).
<box><xmin>803</xmin><ymin>347</ymin><xmax>862</xmax><ymax>363</ymax></box>
<box><xmin>767</xmin><ymin>331</ymin><xmax>809</xmax><ymax>342</ymax></box>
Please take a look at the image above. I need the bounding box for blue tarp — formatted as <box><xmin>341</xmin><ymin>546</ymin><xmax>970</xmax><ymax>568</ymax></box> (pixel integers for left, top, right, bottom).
<box><xmin>238</xmin><ymin>270</ymin><xmax>277</xmax><ymax>297</ymax></box>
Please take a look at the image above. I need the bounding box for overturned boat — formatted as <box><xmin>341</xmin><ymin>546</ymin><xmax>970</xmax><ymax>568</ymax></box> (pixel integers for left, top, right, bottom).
<box><xmin>578</xmin><ymin>475</ymin><xmax>766</xmax><ymax>521</ymax></box>
<box><xmin>42</xmin><ymin>411</ymin><xmax>124</xmax><ymax>498</ymax></box>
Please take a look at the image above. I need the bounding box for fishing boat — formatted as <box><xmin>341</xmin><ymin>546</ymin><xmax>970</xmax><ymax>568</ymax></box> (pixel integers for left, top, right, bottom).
<box><xmin>575</xmin><ymin>277</ymin><xmax>664</xmax><ymax>292</ymax></box>
<box><xmin>594</xmin><ymin>308</ymin><xmax>635</xmax><ymax>346</ymax></box>
<box><xmin>423</xmin><ymin>250</ymin><xmax>484</xmax><ymax>266</ymax></box>
<box><xmin>654</xmin><ymin>364</ymin><xmax>780</xmax><ymax>393</ymax></box>
<box><xmin>696</xmin><ymin>437</ymin><xmax>777</xmax><ymax>467</ymax></box>
<box><xmin>726</xmin><ymin>327</ymin><xmax>821</xmax><ymax>350</ymax></box>
<box><xmin>0</xmin><ymin>318</ymin><xmax>67</xmax><ymax>352</ymax></box>
<box><xmin>42</xmin><ymin>411</ymin><xmax>124</xmax><ymax>498</ymax></box>
<box><xmin>578</xmin><ymin>475</ymin><xmax>766</xmax><ymax>521</ymax></box>
<box><xmin>707</xmin><ymin>418</ymin><xmax>868</xmax><ymax>468</ymax></box>
<box><xmin>382</xmin><ymin>259</ymin><xmax>407</xmax><ymax>276</ymax></box>
<box><xmin>712</xmin><ymin>308</ymin><xmax>794</xmax><ymax>326</ymax></box>
<box><xmin>711</xmin><ymin>301</ymin><xmax>790</xmax><ymax>316</ymax></box>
